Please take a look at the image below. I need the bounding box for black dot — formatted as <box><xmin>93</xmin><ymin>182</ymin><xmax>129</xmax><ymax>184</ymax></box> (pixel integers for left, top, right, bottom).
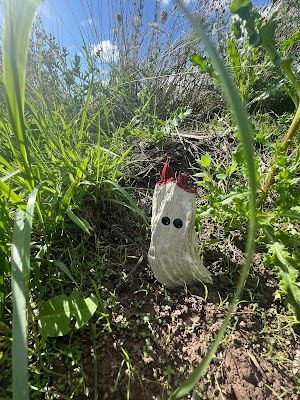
<box><xmin>173</xmin><ymin>218</ymin><xmax>183</xmax><ymax>228</ymax></box>
<box><xmin>162</xmin><ymin>216</ymin><xmax>170</xmax><ymax>225</ymax></box>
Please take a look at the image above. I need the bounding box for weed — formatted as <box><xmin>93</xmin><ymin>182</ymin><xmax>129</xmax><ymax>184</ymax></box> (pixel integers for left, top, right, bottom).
<box><xmin>164</xmin><ymin>365</ymin><xmax>175</xmax><ymax>382</ymax></box>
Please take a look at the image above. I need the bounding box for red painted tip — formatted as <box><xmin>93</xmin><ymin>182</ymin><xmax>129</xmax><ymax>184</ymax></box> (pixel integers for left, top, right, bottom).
<box><xmin>176</xmin><ymin>171</ymin><xmax>197</xmax><ymax>193</ymax></box>
<box><xmin>157</xmin><ymin>158</ymin><xmax>196</xmax><ymax>193</ymax></box>
<box><xmin>161</xmin><ymin>157</ymin><xmax>174</xmax><ymax>180</ymax></box>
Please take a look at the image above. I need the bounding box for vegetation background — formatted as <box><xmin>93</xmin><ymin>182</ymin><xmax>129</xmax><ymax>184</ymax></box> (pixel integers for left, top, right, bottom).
<box><xmin>0</xmin><ymin>0</ymin><xmax>299</xmax><ymax>399</ymax></box>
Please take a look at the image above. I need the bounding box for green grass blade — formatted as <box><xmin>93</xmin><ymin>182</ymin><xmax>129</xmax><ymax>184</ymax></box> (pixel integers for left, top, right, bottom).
<box><xmin>0</xmin><ymin>180</ymin><xmax>26</xmax><ymax>209</ymax></box>
<box><xmin>98</xmin><ymin>218</ymin><xmax>139</xmax><ymax>246</ymax></box>
<box><xmin>1</xmin><ymin>169</ymin><xmax>21</xmax><ymax>182</ymax></box>
<box><xmin>79</xmin><ymin>78</ymin><xmax>93</xmax><ymax>142</ymax></box>
<box><xmin>168</xmin><ymin>2</ymin><xmax>258</xmax><ymax>398</ymax></box>
<box><xmin>23</xmin><ymin>184</ymin><xmax>42</xmax><ymax>282</ymax></box>
<box><xmin>11</xmin><ymin>208</ymin><xmax>28</xmax><ymax>400</ymax></box>
<box><xmin>55</xmin><ymin>260</ymin><xmax>79</xmax><ymax>288</ymax></box>
<box><xmin>103</xmin><ymin>180</ymin><xmax>149</xmax><ymax>223</ymax></box>
<box><xmin>0</xmin><ymin>197</ymin><xmax>9</xmax><ymax>321</ymax></box>
<box><xmin>0</xmin><ymin>154</ymin><xmax>15</xmax><ymax>173</ymax></box>
<box><xmin>2</xmin><ymin>0</ymin><xmax>42</xmax><ymax>188</ymax></box>
<box><xmin>57</xmin><ymin>180</ymin><xmax>80</xmax><ymax>223</ymax></box>
<box><xmin>11</xmin><ymin>185</ymin><xmax>42</xmax><ymax>398</ymax></box>
<box><xmin>66</xmin><ymin>208</ymin><xmax>90</xmax><ymax>234</ymax></box>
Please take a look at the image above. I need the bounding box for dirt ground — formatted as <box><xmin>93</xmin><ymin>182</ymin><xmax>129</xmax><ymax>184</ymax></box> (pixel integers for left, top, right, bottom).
<box><xmin>88</xmin><ymin>257</ymin><xmax>299</xmax><ymax>400</ymax></box>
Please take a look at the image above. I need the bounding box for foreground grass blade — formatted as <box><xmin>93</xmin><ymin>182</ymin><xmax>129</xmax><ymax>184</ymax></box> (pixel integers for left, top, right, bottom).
<box><xmin>11</xmin><ymin>185</ymin><xmax>41</xmax><ymax>400</ymax></box>
<box><xmin>11</xmin><ymin>208</ymin><xmax>28</xmax><ymax>400</ymax></box>
<box><xmin>2</xmin><ymin>0</ymin><xmax>42</xmax><ymax>188</ymax></box>
<box><xmin>0</xmin><ymin>198</ymin><xmax>8</xmax><ymax>321</ymax></box>
<box><xmin>169</xmin><ymin>1</ymin><xmax>258</xmax><ymax>398</ymax></box>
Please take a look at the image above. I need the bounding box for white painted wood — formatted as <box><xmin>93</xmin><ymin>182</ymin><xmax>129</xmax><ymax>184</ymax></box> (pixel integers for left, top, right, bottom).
<box><xmin>148</xmin><ymin>182</ymin><xmax>213</xmax><ymax>289</ymax></box>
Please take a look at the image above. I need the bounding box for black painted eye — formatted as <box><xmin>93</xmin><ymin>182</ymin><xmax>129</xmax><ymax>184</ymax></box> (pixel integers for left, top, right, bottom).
<box><xmin>173</xmin><ymin>218</ymin><xmax>183</xmax><ymax>228</ymax></box>
<box><xmin>162</xmin><ymin>216</ymin><xmax>170</xmax><ymax>225</ymax></box>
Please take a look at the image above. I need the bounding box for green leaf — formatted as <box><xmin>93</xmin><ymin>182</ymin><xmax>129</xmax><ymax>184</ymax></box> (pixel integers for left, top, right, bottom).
<box><xmin>0</xmin><ymin>181</ymin><xmax>26</xmax><ymax>209</ymax></box>
<box><xmin>232</xmin><ymin>20</ymin><xmax>242</xmax><ymax>39</ymax></box>
<box><xmin>248</xmin><ymin>30</ymin><xmax>262</xmax><ymax>47</ymax></box>
<box><xmin>38</xmin><ymin>291</ymin><xmax>98</xmax><ymax>337</ymax></box>
<box><xmin>23</xmin><ymin>184</ymin><xmax>42</xmax><ymax>282</ymax></box>
<box><xmin>71</xmin><ymin>292</ymin><xmax>98</xmax><ymax>330</ymax></box>
<box><xmin>190</xmin><ymin>53</ymin><xmax>207</xmax><ymax>68</ymax></box>
<box><xmin>281</xmin><ymin>31</ymin><xmax>300</xmax><ymax>51</ymax></box>
<box><xmin>278</xmin><ymin>58</ymin><xmax>293</xmax><ymax>70</ymax></box>
<box><xmin>200</xmin><ymin>154</ymin><xmax>211</xmax><ymax>168</ymax></box>
<box><xmin>230</xmin><ymin>0</ymin><xmax>251</xmax><ymax>13</ymax></box>
<box><xmin>3</xmin><ymin>0</ymin><xmax>42</xmax><ymax>189</ymax></box>
<box><xmin>233</xmin><ymin>144</ymin><xmax>245</xmax><ymax>164</ymax></box>
<box><xmin>66</xmin><ymin>208</ymin><xmax>90</xmax><ymax>234</ymax></box>
<box><xmin>79</xmin><ymin>79</ymin><xmax>93</xmax><ymax>142</ymax></box>
<box><xmin>0</xmin><ymin>197</ymin><xmax>8</xmax><ymax>320</ymax></box>
<box><xmin>11</xmin><ymin>208</ymin><xmax>28</xmax><ymax>400</ymax></box>
<box><xmin>259</xmin><ymin>20</ymin><xmax>277</xmax><ymax>57</ymax></box>
<box><xmin>38</xmin><ymin>294</ymin><xmax>72</xmax><ymax>337</ymax></box>
<box><xmin>57</xmin><ymin>179</ymin><xmax>81</xmax><ymax>223</ymax></box>
<box><xmin>263</xmin><ymin>227</ymin><xmax>300</xmax><ymax>321</ymax></box>
<box><xmin>1</xmin><ymin>169</ymin><xmax>21</xmax><ymax>182</ymax></box>
<box><xmin>216</xmin><ymin>174</ymin><xmax>226</xmax><ymax>180</ymax></box>
<box><xmin>55</xmin><ymin>261</ymin><xmax>79</xmax><ymax>288</ymax></box>
<box><xmin>76</xmin><ymin>157</ymin><xmax>89</xmax><ymax>180</ymax></box>
<box><xmin>10</xmin><ymin>182</ymin><xmax>41</xmax><ymax>399</ymax></box>
<box><xmin>190</xmin><ymin>53</ymin><xmax>214</xmax><ymax>77</ymax></box>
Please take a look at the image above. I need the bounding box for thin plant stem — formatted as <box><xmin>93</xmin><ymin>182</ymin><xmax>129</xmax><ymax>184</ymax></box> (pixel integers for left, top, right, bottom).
<box><xmin>258</xmin><ymin>103</ymin><xmax>300</xmax><ymax>207</ymax></box>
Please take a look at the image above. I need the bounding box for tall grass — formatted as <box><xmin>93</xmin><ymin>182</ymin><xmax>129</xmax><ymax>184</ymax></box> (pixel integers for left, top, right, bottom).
<box><xmin>21</xmin><ymin>0</ymin><xmax>232</xmax><ymax>128</ymax></box>
<box><xmin>0</xmin><ymin>0</ymin><xmax>146</xmax><ymax>397</ymax></box>
<box><xmin>2</xmin><ymin>1</ymin><xmax>42</xmax><ymax>398</ymax></box>
<box><xmin>22</xmin><ymin>0</ymin><xmax>297</xmax><ymax>134</ymax></box>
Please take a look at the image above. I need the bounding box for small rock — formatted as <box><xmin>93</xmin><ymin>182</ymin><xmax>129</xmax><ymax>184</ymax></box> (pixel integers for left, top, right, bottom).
<box><xmin>292</xmin><ymin>349</ymin><xmax>300</xmax><ymax>378</ymax></box>
<box><xmin>239</xmin><ymin>320</ymin><xmax>246</xmax><ymax>328</ymax></box>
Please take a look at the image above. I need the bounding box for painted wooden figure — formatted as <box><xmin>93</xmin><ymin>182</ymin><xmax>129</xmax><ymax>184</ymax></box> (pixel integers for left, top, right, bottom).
<box><xmin>148</xmin><ymin>158</ymin><xmax>213</xmax><ymax>288</ymax></box>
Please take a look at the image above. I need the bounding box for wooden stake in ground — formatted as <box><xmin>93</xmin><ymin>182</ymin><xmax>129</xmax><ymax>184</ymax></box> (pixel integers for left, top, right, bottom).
<box><xmin>148</xmin><ymin>158</ymin><xmax>213</xmax><ymax>289</ymax></box>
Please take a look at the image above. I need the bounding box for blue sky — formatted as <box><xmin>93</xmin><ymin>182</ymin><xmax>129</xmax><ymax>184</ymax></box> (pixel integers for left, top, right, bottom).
<box><xmin>37</xmin><ymin>0</ymin><xmax>270</xmax><ymax>71</ymax></box>
<box><xmin>39</xmin><ymin>0</ymin><xmax>110</xmax><ymax>55</ymax></box>
<box><xmin>39</xmin><ymin>0</ymin><xmax>197</xmax><ymax>60</ymax></box>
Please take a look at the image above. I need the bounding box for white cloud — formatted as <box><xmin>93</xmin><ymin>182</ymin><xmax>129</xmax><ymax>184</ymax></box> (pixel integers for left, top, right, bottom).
<box><xmin>91</xmin><ymin>40</ymin><xmax>119</xmax><ymax>61</ymax></box>
<box><xmin>161</xmin><ymin>0</ymin><xmax>192</xmax><ymax>5</ymax></box>
<box><xmin>80</xmin><ymin>17</ymin><xmax>95</xmax><ymax>27</ymax></box>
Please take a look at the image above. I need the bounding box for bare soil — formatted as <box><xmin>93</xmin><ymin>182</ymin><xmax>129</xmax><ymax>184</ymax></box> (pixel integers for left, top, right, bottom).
<box><xmin>66</xmin><ymin>250</ymin><xmax>298</xmax><ymax>400</ymax></box>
